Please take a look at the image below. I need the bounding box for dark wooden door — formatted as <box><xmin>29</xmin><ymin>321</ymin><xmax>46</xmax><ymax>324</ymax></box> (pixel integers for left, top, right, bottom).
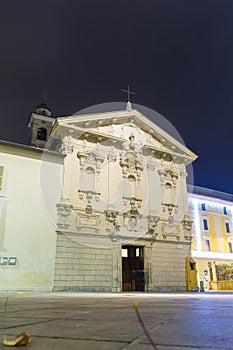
<box><xmin>122</xmin><ymin>246</ymin><xmax>145</xmax><ymax>291</ymax></box>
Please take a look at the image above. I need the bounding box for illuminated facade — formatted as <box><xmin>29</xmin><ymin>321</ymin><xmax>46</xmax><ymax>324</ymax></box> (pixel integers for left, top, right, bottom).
<box><xmin>0</xmin><ymin>102</ymin><xmax>197</xmax><ymax>292</ymax></box>
<box><xmin>1</xmin><ymin>100</ymin><xmax>233</xmax><ymax>292</ymax></box>
<box><xmin>189</xmin><ymin>186</ymin><xmax>233</xmax><ymax>289</ymax></box>
<box><xmin>51</xmin><ymin>103</ymin><xmax>197</xmax><ymax>292</ymax></box>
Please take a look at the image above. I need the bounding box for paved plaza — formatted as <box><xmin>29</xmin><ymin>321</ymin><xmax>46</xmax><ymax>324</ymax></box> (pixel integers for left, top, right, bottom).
<box><xmin>0</xmin><ymin>292</ymin><xmax>233</xmax><ymax>349</ymax></box>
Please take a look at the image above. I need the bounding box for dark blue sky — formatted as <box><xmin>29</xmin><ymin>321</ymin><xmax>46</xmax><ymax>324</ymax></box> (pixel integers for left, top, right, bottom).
<box><xmin>0</xmin><ymin>1</ymin><xmax>232</xmax><ymax>193</ymax></box>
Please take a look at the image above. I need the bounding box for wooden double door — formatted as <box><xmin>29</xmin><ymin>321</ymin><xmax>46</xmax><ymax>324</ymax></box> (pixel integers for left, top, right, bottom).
<box><xmin>122</xmin><ymin>245</ymin><xmax>145</xmax><ymax>292</ymax></box>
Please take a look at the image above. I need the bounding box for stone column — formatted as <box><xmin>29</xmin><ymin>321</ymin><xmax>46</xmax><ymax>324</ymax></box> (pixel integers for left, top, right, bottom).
<box><xmin>112</xmin><ymin>243</ymin><xmax>122</xmax><ymax>292</ymax></box>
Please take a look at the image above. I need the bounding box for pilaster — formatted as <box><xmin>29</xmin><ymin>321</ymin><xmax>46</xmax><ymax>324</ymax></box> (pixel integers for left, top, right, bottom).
<box><xmin>112</xmin><ymin>243</ymin><xmax>122</xmax><ymax>292</ymax></box>
<box><xmin>144</xmin><ymin>243</ymin><xmax>154</xmax><ymax>292</ymax></box>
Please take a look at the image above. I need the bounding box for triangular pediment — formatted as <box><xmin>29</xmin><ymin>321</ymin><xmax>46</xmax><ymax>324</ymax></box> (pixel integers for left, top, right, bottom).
<box><xmin>52</xmin><ymin>107</ymin><xmax>198</xmax><ymax>164</ymax></box>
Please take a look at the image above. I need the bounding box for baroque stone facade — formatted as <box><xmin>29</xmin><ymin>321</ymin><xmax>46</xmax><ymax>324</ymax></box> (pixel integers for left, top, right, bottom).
<box><xmin>51</xmin><ymin>103</ymin><xmax>197</xmax><ymax>292</ymax></box>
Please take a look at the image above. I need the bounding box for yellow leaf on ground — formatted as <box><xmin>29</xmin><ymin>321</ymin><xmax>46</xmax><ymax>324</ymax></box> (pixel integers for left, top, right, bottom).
<box><xmin>3</xmin><ymin>332</ymin><xmax>31</xmax><ymax>347</ymax></box>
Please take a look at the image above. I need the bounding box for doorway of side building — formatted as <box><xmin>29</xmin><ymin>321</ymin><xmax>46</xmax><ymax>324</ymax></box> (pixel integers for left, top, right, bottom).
<box><xmin>122</xmin><ymin>245</ymin><xmax>145</xmax><ymax>292</ymax></box>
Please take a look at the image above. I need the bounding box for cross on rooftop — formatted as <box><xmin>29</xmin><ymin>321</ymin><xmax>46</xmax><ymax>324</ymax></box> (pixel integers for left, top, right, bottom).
<box><xmin>121</xmin><ymin>85</ymin><xmax>136</xmax><ymax>102</ymax></box>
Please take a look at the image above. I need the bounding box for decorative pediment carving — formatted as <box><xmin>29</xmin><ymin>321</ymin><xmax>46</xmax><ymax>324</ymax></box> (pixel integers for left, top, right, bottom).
<box><xmin>119</xmin><ymin>157</ymin><xmax>143</xmax><ymax>180</ymax></box>
<box><xmin>158</xmin><ymin>168</ymin><xmax>178</xmax><ymax>187</ymax></box>
<box><xmin>56</xmin><ymin>107</ymin><xmax>197</xmax><ymax>165</ymax></box>
<box><xmin>119</xmin><ymin>135</ymin><xmax>144</xmax><ymax>180</ymax></box>
<box><xmin>77</xmin><ymin>151</ymin><xmax>104</xmax><ymax>173</ymax></box>
<box><xmin>122</xmin><ymin>133</ymin><xmax>143</xmax><ymax>154</ymax></box>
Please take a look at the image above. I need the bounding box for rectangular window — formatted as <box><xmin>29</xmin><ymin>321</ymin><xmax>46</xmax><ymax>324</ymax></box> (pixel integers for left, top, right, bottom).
<box><xmin>203</xmin><ymin>219</ymin><xmax>209</xmax><ymax>230</ymax></box>
<box><xmin>122</xmin><ymin>248</ymin><xmax>128</xmax><ymax>258</ymax></box>
<box><xmin>228</xmin><ymin>242</ymin><xmax>233</xmax><ymax>253</ymax></box>
<box><xmin>201</xmin><ymin>203</ymin><xmax>206</xmax><ymax>211</ymax></box>
<box><xmin>223</xmin><ymin>207</ymin><xmax>227</xmax><ymax>215</ymax></box>
<box><xmin>225</xmin><ymin>222</ymin><xmax>230</xmax><ymax>233</ymax></box>
<box><xmin>205</xmin><ymin>240</ymin><xmax>211</xmax><ymax>251</ymax></box>
<box><xmin>0</xmin><ymin>166</ymin><xmax>3</xmax><ymax>190</ymax></box>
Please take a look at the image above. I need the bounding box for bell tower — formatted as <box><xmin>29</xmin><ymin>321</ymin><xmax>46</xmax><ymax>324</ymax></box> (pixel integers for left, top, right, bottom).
<box><xmin>27</xmin><ymin>101</ymin><xmax>55</xmax><ymax>148</ymax></box>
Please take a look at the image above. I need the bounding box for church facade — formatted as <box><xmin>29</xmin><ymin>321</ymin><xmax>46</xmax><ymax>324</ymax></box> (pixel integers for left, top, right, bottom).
<box><xmin>0</xmin><ymin>101</ymin><xmax>198</xmax><ymax>292</ymax></box>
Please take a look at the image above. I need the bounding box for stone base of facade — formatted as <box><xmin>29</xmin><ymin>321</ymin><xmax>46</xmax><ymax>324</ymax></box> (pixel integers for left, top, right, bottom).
<box><xmin>53</xmin><ymin>233</ymin><xmax>113</xmax><ymax>292</ymax></box>
<box><xmin>52</xmin><ymin>287</ymin><xmax>188</xmax><ymax>293</ymax></box>
<box><xmin>152</xmin><ymin>286</ymin><xmax>189</xmax><ymax>292</ymax></box>
<box><xmin>52</xmin><ymin>286</ymin><xmax>112</xmax><ymax>292</ymax></box>
<box><xmin>53</xmin><ymin>232</ymin><xmax>190</xmax><ymax>293</ymax></box>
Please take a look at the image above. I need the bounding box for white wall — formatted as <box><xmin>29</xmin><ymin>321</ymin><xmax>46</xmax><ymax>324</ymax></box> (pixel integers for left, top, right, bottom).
<box><xmin>0</xmin><ymin>146</ymin><xmax>63</xmax><ymax>291</ymax></box>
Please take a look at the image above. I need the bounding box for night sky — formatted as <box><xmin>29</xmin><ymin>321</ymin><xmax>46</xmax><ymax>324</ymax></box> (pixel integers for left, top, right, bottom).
<box><xmin>0</xmin><ymin>1</ymin><xmax>232</xmax><ymax>193</ymax></box>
